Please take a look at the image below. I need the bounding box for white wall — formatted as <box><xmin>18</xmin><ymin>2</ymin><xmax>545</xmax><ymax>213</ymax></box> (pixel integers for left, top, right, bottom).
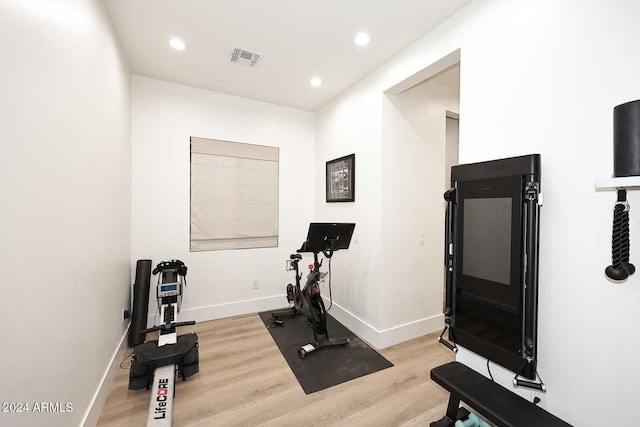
<box><xmin>131</xmin><ymin>76</ymin><xmax>316</xmax><ymax>323</ymax></box>
<box><xmin>380</xmin><ymin>79</ymin><xmax>459</xmax><ymax>341</ymax></box>
<box><xmin>315</xmin><ymin>85</ymin><xmax>385</xmax><ymax>345</ymax></box>
<box><xmin>315</xmin><ymin>0</ymin><xmax>640</xmax><ymax>425</ymax></box>
<box><xmin>445</xmin><ymin>115</ymin><xmax>460</xmax><ymax>188</ymax></box>
<box><xmin>315</xmin><ymin>60</ymin><xmax>460</xmax><ymax>349</ymax></box>
<box><xmin>315</xmin><ymin>57</ymin><xmax>464</xmax><ymax>351</ymax></box>
<box><xmin>5</xmin><ymin>1</ymin><xmax>640</xmax><ymax>425</ymax></box>
<box><xmin>0</xmin><ymin>1</ymin><xmax>131</xmax><ymax>426</ymax></box>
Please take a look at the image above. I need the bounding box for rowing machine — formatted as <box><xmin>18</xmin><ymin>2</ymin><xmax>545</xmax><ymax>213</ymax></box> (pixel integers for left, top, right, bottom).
<box><xmin>128</xmin><ymin>260</ymin><xmax>199</xmax><ymax>427</ymax></box>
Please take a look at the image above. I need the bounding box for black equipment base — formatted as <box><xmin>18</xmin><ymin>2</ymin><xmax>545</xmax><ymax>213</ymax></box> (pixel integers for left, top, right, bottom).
<box><xmin>271</xmin><ymin>307</ymin><xmax>299</xmax><ymax>320</ymax></box>
<box><xmin>297</xmin><ymin>335</ymin><xmax>350</xmax><ymax>358</ymax></box>
<box><xmin>430</xmin><ymin>407</ymin><xmax>470</xmax><ymax>427</ymax></box>
<box><xmin>430</xmin><ymin>362</ymin><xmax>572</xmax><ymax>427</ymax></box>
<box><xmin>128</xmin><ymin>333</ymin><xmax>199</xmax><ymax>390</ymax></box>
<box><xmin>259</xmin><ymin>311</ymin><xmax>393</xmax><ymax>394</ymax></box>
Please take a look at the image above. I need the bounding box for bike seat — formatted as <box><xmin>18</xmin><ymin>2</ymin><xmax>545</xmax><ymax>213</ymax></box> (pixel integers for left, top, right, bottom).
<box><xmin>290</xmin><ymin>254</ymin><xmax>302</xmax><ymax>260</ymax></box>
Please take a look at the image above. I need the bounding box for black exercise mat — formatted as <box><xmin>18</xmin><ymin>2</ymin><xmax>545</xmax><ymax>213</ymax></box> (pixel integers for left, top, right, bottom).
<box><xmin>259</xmin><ymin>310</ymin><xmax>393</xmax><ymax>394</ymax></box>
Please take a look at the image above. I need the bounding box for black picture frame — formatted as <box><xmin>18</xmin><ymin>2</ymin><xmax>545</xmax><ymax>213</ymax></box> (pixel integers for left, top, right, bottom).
<box><xmin>326</xmin><ymin>154</ymin><xmax>355</xmax><ymax>202</ymax></box>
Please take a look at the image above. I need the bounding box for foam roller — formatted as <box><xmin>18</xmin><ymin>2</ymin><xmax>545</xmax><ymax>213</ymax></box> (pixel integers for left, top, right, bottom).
<box><xmin>128</xmin><ymin>259</ymin><xmax>152</xmax><ymax>347</ymax></box>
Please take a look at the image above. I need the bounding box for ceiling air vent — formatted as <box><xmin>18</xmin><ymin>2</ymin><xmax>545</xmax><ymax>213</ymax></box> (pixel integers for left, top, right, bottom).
<box><xmin>230</xmin><ymin>48</ymin><xmax>261</xmax><ymax>67</ymax></box>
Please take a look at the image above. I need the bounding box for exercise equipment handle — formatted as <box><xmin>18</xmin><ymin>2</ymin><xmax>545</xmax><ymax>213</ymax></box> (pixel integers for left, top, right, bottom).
<box><xmin>172</xmin><ymin>320</ymin><xmax>196</xmax><ymax>328</ymax></box>
<box><xmin>438</xmin><ymin>336</ymin><xmax>458</xmax><ymax>353</ymax></box>
<box><xmin>605</xmin><ymin>189</ymin><xmax>635</xmax><ymax>281</ymax></box>
<box><xmin>513</xmin><ymin>378</ymin><xmax>546</xmax><ymax>392</ymax></box>
<box><xmin>141</xmin><ymin>321</ymin><xmax>196</xmax><ymax>334</ymax></box>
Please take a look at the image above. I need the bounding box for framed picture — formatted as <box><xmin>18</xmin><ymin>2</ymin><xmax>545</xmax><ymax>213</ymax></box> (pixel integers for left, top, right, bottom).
<box><xmin>326</xmin><ymin>154</ymin><xmax>355</xmax><ymax>202</ymax></box>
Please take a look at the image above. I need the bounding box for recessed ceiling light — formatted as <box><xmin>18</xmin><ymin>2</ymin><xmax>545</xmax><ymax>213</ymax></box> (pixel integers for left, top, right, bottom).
<box><xmin>169</xmin><ymin>38</ymin><xmax>186</xmax><ymax>51</ymax></box>
<box><xmin>310</xmin><ymin>77</ymin><xmax>322</xmax><ymax>87</ymax></box>
<box><xmin>354</xmin><ymin>32</ymin><xmax>370</xmax><ymax>46</ymax></box>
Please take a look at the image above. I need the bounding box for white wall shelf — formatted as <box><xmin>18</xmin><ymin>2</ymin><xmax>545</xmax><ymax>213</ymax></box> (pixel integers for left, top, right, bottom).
<box><xmin>596</xmin><ymin>176</ymin><xmax>640</xmax><ymax>189</ymax></box>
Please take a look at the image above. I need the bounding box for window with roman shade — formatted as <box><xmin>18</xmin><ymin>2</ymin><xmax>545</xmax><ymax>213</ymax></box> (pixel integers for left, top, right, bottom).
<box><xmin>190</xmin><ymin>136</ymin><xmax>279</xmax><ymax>251</ymax></box>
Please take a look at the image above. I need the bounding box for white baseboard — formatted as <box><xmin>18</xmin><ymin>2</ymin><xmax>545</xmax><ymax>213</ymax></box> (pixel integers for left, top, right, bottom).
<box><xmin>140</xmin><ymin>292</ymin><xmax>441</xmax><ymax>349</ymax></box>
<box><xmin>376</xmin><ymin>313</ymin><xmax>444</xmax><ymax>348</ymax></box>
<box><xmin>147</xmin><ymin>294</ymin><xmax>285</xmax><ymax>325</ymax></box>
<box><xmin>82</xmin><ymin>325</ymin><xmax>130</xmax><ymax>427</ymax></box>
<box><xmin>322</xmin><ymin>298</ymin><xmax>382</xmax><ymax>347</ymax></box>
<box><xmin>323</xmin><ymin>297</ymin><xmax>444</xmax><ymax>349</ymax></box>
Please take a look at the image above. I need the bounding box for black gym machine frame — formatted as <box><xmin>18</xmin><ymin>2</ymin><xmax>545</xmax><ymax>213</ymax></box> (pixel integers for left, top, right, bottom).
<box><xmin>438</xmin><ymin>155</ymin><xmax>545</xmax><ymax>390</ymax></box>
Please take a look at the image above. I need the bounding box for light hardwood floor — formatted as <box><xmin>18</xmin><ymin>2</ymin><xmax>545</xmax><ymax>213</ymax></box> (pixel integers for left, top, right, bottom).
<box><xmin>97</xmin><ymin>313</ymin><xmax>454</xmax><ymax>426</ymax></box>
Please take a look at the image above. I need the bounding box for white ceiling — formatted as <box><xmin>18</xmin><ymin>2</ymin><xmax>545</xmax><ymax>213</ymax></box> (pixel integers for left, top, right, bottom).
<box><xmin>104</xmin><ymin>0</ymin><xmax>472</xmax><ymax>112</ymax></box>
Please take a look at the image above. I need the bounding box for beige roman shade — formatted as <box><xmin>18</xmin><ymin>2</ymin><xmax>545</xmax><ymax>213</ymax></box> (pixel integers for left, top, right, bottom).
<box><xmin>190</xmin><ymin>137</ymin><xmax>279</xmax><ymax>251</ymax></box>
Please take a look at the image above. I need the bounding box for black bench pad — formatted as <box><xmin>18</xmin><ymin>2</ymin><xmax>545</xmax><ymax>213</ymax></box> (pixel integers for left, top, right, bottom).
<box><xmin>431</xmin><ymin>362</ymin><xmax>572</xmax><ymax>427</ymax></box>
<box><xmin>134</xmin><ymin>333</ymin><xmax>198</xmax><ymax>369</ymax></box>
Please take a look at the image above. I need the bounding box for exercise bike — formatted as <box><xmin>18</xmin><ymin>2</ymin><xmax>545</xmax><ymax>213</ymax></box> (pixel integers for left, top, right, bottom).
<box><xmin>272</xmin><ymin>223</ymin><xmax>356</xmax><ymax>358</ymax></box>
<box><xmin>128</xmin><ymin>260</ymin><xmax>199</xmax><ymax>427</ymax></box>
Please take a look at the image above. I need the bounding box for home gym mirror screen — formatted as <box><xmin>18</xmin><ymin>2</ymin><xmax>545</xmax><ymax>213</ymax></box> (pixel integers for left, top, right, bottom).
<box><xmin>442</xmin><ymin>154</ymin><xmax>542</xmax><ymax>380</ymax></box>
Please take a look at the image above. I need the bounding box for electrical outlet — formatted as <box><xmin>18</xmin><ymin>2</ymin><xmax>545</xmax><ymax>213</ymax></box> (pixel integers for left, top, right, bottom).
<box><xmin>252</xmin><ymin>280</ymin><xmax>259</xmax><ymax>290</ymax></box>
<box><xmin>418</xmin><ymin>232</ymin><xmax>425</xmax><ymax>245</ymax></box>
<box><xmin>122</xmin><ymin>307</ymin><xmax>129</xmax><ymax>323</ymax></box>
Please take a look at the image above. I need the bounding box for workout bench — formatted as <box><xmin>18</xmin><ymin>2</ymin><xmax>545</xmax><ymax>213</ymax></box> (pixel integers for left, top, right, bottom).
<box><xmin>430</xmin><ymin>362</ymin><xmax>572</xmax><ymax>427</ymax></box>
